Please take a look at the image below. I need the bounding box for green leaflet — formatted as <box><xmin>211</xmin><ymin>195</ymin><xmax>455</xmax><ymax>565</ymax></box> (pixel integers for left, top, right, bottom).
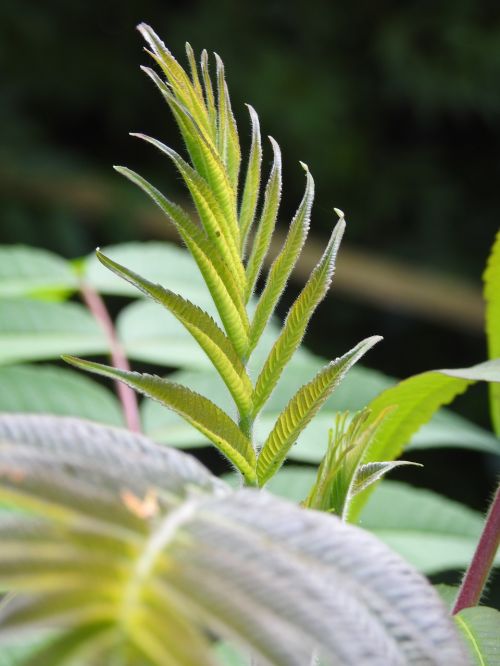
<box><xmin>245</xmin><ymin>136</ymin><xmax>282</xmax><ymax>302</ymax></box>
<box><xmin>215</xmin><ymin>53</ymin><xmax>241</xmax><ymax>192</ymax></box>
<box><xmin>62</xmin><ymin>357</ymin><xmax>257</xmax><ymax>484</ymax></box>
<box><xmin>113</xmin><ymin>167</ymin><xmax>250</xmax><ymax>357</ymax></box>
<box><xmin>96</xmin><ymin>250</ymin><xmax>253</xmax><ymax>416</ymax></box>
<box><xmin>200</xmin><ymin>49</ymin><xmax>217</xmax><ymax>139</ymax></box>
<box><xmin>137</xmin><ymin>24</ymin><xmax>210</xmax><ymax>137</ymax></box>
<box><xmin>252</xmin><ymin>216</ymin><xmax>345</xmax><ymax>415</ymax></box>
<box><xmin>239</xmin><ymin>105</ymin><xmax>262</xmax><ymax>250</ymax></box>
<box><xmin>248</xmin><ymin>164</ymin><xmax>313</xmax><ymax>352</ymax></box>
<box><xmin>454</xmin><ymin>606</ymin><xmax>500</xmax><ymax>666</ymax></box>
<box><xmin>484</xmin><ymin>228</ymin><xmax>500</xmax><ymax>436</ymax></box>
<box><xmin>141</xmin><ymin>65</ymin><xmax>238</xmax><ymax>242</ymax></box>
<box><xmin>130</xmin><ymin>132</ymin><xmax>244</xmax><ymax>289</ymax></box>
<box><xmin>185</xmin><ymin>42</ymin><xmax>204</xmax><ymax>103</ymax></box>
<box><xmin>256</xmin><ymin>336</ymin><xmax>381</xmax><ymax>485</ymax></box>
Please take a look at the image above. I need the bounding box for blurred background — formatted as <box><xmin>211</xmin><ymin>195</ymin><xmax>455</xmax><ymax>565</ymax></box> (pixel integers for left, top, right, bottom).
<box><xmin>1</xmin><ymin>2</ymin><xmax>500</xmax><ymax>504</ymax></box>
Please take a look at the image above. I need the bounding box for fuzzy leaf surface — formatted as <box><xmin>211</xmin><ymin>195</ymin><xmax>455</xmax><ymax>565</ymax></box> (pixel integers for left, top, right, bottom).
<box><xmin>0</xmin><ymin>414</ymin><xmax>467</xmax><ymax>666</ymax></box>
<box><xmin>62</xmin><ymin>357</ymin><xmax>256</xmax><ymax>483</ymax></box>
<box><xmin>96</xmin><ymin>251</ymin><xmax>252</xmax><ymax>415</ymax></box>
<box><xmin>257</xmin><ymin>336</ymin><xmax>381</xmax><ymax>485</ymax></box>
<box><xmin>484</xmin><ymin>229</ymin><xmax>500</xmax><ymax>435</ymax></box>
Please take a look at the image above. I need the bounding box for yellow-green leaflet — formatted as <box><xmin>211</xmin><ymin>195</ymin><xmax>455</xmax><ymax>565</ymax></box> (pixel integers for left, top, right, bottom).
<box><xmin>62</xmin><ymin>356</ymin><xmax>257</xmax><ymax>484</ymax></box>
<box><xmin>252</xmin><ymin>216</ymin><xmax>345</xmax><ymax>415</ymax></box>
<box><xmin>257</xmin><ymin>336</ymin><xmax>381</xmax><ymax>485</ymax></box>
<box><xmin>239</xmin><ymin>104</ymin><xmax>263</xmax><ymax>250</ymax></box>
<box><xmin>248</xmin><ymin>164</ymin><xmax>313</xmax><ymax>353</ymax></box>
<box><xmin>96</xmin><ymin>251</ymin><xmax>253</xmax><ymax>416</ymax></box>
<box><xmin>244</xmin><ymin>136</ymin><xmax>282</xmax><ymax>301</ymax></box>
<box><xmin>113</xmin><ymin>167</ymin><xmax>250</xmax><ymax>357</ymax></box>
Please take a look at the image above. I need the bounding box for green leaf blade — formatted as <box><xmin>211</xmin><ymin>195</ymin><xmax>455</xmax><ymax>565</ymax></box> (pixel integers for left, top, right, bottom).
<box><xmin>215</xmin><ymin>53</ymin><xmax>241</xmax><ymax>193</ymax></box>
<box><xmin>62</xmin><ymin>357</ymin><xmax>257</xmax><ymax>484</ymax></box>
<box><xmin>257</xmin><ymin>336</ymin><xmax>381</xmax><ymax>485</ymax></box>
<box><xmin>239</xmin><ymin>104</ymin><xmax>263</xmax><ymax>249</ymax></box>
<box><xmin>484</xmin><ymin>230</ymin><xmax>500</xmax><ymax>435</ymax></box>
<box><xmin>96</xmin><ymin>251</ymin><xmax>253</xmax><ymax>416</ymax></box>
<box><xmin>252</xmin><ymin>217</ymin><xmax>345</xmax><ymax>414</ymax></box>
<box><xmin>455</xmin><ymin>606</ymin><xmax>500</xmax><ymax>666</ymax></box>
<box><xmin>248</xmin><ymin>164</ymin><xmax>313</xmax><ymax>351</ymax></box>
<box><xmin>244</xmin><ymin>136</ymin><xmax>283</xmax><ymax>304</ymax></box>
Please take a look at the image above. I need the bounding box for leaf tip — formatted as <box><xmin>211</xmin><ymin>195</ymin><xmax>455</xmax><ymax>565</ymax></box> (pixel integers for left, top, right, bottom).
<box><xmin>334</xmin><ymin>207</ymin><xmax>345</xmax><ymax>219</ymax></box>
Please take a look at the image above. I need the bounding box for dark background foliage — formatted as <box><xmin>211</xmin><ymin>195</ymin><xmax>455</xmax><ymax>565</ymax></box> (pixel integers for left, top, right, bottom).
<box><xmin>1</xmin><ymin>0</ymin><xmax>500</xmax><ymax>573</ymax></box>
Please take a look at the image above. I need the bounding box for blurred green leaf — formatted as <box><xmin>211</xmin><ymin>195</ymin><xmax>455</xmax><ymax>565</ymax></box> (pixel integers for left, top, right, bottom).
<box><xmin>0</xmin><ymin>364</ymin><xmax>123</xmax><ymax>426</ymax></box>
<box><xmin>82</xmin><ymin>242</ymin><xmax>211</xmax><ymax>304</ymax></box>
<box><xmin>0</xmin><ymin>299</ymin><xmax>108</xmax><ymax>365</ymax></box>
<box><xmin>360</xmin><ymin>481</ymin><xmax>500</xmax><ymax>574</ymax></box>
<box><xmin>484</xmin><ymin>229</ymin><xmax>500</xmax><ymax>436</ymax></box>
<box><xmin>0</xmin><ymin>245</ymin><xmax>77</xmax><ymax>300</ymax></box>
<box><xmin>454</xmin><ymin>606</ymin><xmax>500</xmax><ymax>666</ymax></box>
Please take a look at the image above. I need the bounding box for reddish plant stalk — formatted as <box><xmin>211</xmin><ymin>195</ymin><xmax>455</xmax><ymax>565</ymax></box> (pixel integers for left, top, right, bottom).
<box><xmin>453</xmin><ymin>483</ymin><xmax>500</xmax><ymax>614</ymax></box>
<box><xmin>80</xmin><ymin>282</ymin><xmax>141</xmax><ymax>433</ymax></box>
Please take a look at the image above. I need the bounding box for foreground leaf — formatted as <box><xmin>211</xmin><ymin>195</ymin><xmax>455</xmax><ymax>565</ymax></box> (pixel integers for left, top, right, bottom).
<box><xmin>0</xmin><ymin>414</ymin><xmax>468</xmax><ymax>665</ymax></box>
<box><xmin>62</xmin><ymin>356</ymin><xmax>257</xmax><ymax>484</ymax></box>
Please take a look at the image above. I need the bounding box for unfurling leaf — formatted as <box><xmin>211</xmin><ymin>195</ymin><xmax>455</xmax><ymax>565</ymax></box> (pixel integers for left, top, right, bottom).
<box><xmin>62</xmin><ymin>356</ymin><xmax>257</xmax><ymax>484</ymax></box>
<box><xmin>239</xmin><ymin>104</ymin><xmax>263</xmax><ymax>250</ymax></box>
<box><xmin>257</xmin><ymin>336</ymin><xmax>381</xmax><ymax>485</ymax></box>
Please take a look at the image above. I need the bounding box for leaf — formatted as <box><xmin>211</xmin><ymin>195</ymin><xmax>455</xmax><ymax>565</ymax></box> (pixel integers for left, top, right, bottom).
<box><xmin>439</xmin><ymin>358</ymin><xmax>500</xmax><ymax>383</ymax></box>
<box><xmin>0</xmin><ymin>299</ymin><xmax>108</xmax><ymax>366</ymax></box>
<box><xmin>360</xmin><ymin>481</ymin><xmax>500</xmax><ymax>574</ymax></box>
<box><xmin>0</xmin><ymin>245</ymin><xmax>77</xmax><ymax>300</ymax></box>
<box><xmin>215</xmin><ymin>52</ymin><xmax>241</xmax><ymax>192</ymax></box>
<box><xmin>82</xmin><ymin>241</ymin><xmax>209</xmax><ymax>303</ymax></box>
<box><xmin>0</xmin><ymin>414</ymin><xmax>468</xmax><ymax>666</ymax></box>
<box><xmin>351</xmin><ymin>460</ymin><xmax>422</xmax><ymax>496</ymax></box>
<box><xmin>252</xmin><ymin>217</ymin><xmax>345</xmax><ymax>414</ymax></box>
<box><xmin>238</xmin><ymin>105</ymin><xmax>262</xmax><ymax>249</ymax></box>
<box><xmin>107</xmin><ymin>182</ymin><xmax>249</xmax><ymax>353</ymax></box>
<box><xmin>248</xmin><ymin>164</ymin><xmax>314</xmax><ymax>353</ymax></box>
<box><xmin>454</xmin><ymin>606</ymin><xmax>500</xmax><ymax>666</ymax></box>
<box><xmin>97</xmin><ymin>250</ymin><xmax>253</xmax><ymax>415</ymax></box>
<box><xmin>0</xmin><ymin>364</ymin><xmax>123</xmax><ymax>426</ymax></box>
<box><xmin>262</xmin><ymin>470</ymin><xmax>500</xmax><ymax>576</ymax></box>
<box><xmin>131</xmin><ymin>133</ymin><xmax>244</xmax><ymax>289</ymax></box>
<box><xmin>256</xmin><ymin>336</ymin><xmax>381</xmax><ymax>485</ymax></box>
<box><xmin>484</xmin><ymin>229</ymin><xmax>500</xmax><ymax>436</ymax></box>
<box><xmin>62</xmin><ymin>357</ymin><xmax>257</xmax><ymax>484</ymax></box>
<box><xmin>349</xmin><ymin>365</ymin><xmax>500</xmax><ymax>520</ymax></box>
<box><xmin>244</xmin><ymin>136</ymin><xmax>282</xmax><ymax>301</ymax></box>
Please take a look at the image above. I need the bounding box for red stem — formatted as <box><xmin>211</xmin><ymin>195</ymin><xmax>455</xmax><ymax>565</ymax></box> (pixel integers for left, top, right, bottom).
<box><xmin>453</xmin><ymin>483</ymin><xmax>500</xmax><ymax>614</ymax></box>
<box><xmin>80</xmin><ymin>283</ymin><xmax>141</xmax><ymax>433</ymax></box>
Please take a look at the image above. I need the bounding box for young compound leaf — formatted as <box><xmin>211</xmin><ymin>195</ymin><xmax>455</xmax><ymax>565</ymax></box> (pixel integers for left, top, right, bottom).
<box><xmin>304</xmin><ymin>408</ymin><xmax>393</xmax><ymax>518</ymax></box>
<box><xmin>245</xmin><ymin>137</ymin><xmax>283</xmax><ymax>303</ymax></box>
<box><xmin>483</xmin><ymin>229</ymin><xmax>500</xmax><ymax>436</ymax></box>
<box><xmin>96</xmin><ymin>251</ymin><xmax>253</xmax><ymax>417</ymax></box>
<box><xmin>239</xmin><ymin>105</ymin><xmax>263</xmax><ymax>250</ymax></box>
<box><xmin>252</xmin><ymin>216</ymin><xmax>345</xmax><ymax>415</ymax></box>
<box><xmin>62</xmin><ymin>356</ymin><xmax>257</xmax><ymax>484</ymax></box>
<box><xmin>256</xmin><ymin>336</ymin><xmax>381</xmax><ymax>485</ymax></box>
<box><xmin>248</xmin><ymin>164</ymin><xmax>313</xmax><ymax>352</ymax></box>
<box><xmin>113</xmin><ymin>167</ymin><xmax>250</xmax><ymax>357</ymax></box>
